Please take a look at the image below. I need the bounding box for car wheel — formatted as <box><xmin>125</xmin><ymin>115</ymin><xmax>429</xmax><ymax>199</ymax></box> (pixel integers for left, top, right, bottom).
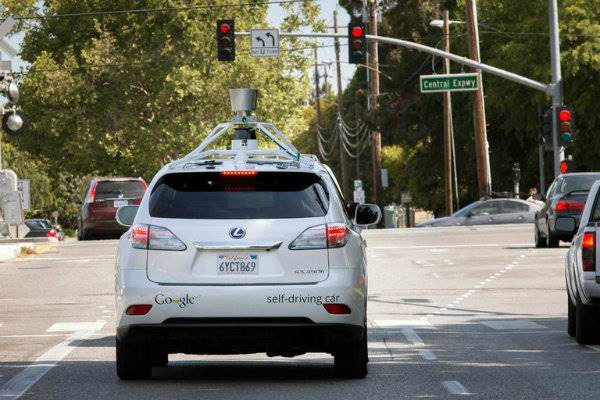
<box><xmin>547</xmin><ymin>231</ymin><xmax>560</xmax><ymax>248</ymax></box>
<box><xmin>334</xmin><ymin>331</ymin><xmax>368</xmax><ymax>379</ymax></box>
<box><xmin>568</xmin><ymin>295</ymin><xmax>576</xmax><ymax>337</ymax></box>
<box><xmin>116</xmin><ymin>338</ymin><xmax>152</xmax><ymax>380</ymax></box>
<box><xmin>575</xmin><ymin>295</ymin><xmax>600</xmax><ymax>345</ymax></box>
<box><xmin>535</xmin><ymin>225</ymin><xmax>547</xmax><ymax>248</ymax></box>
<box><xmin>151</xmin><ymin>351</ymin><xmax>168</xmax><ymax>367</ymax></box>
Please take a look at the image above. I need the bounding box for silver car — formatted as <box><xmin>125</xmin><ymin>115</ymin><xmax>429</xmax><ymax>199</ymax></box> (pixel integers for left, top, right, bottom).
<box><xmin>418</xmin><ymin>198</ymin><xmax>541</xmax><ymax>227</ymax></box>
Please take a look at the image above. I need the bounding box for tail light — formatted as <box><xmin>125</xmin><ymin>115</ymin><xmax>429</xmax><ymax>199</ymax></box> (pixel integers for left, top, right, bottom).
<box><xmin>88</xmin><ymin>181</ymin><xmax>98</xmax><ymax>203</ymax></box>
<box><xmin>129</xmin><ymin>224</ymin><xmax>187</xmax><ymax>251</ymax></box>
<box><xmin>221</xmin><ymin>171</ymin><xmax>257</xmax><ymax>177</ymax></box>
<box><xmin>582</xmin><ymin>232</ymin><xmax>595</xmax><ymax>271</ymax></box>
<box><xmin>289</xmin><ymin>223</ymin><xmax>349</xmax><ymax>250</ymax></box>
<box><xmin>554</xmin><ymin>200</ymin><xmax>585</xmax><ymax>212</ymax></box>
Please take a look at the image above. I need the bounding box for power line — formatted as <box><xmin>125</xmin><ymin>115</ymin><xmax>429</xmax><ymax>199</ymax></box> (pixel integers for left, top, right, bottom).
<box><xmin>11</xmin><ymin>0</ymin><xmax>315</xmax><ymax>20</ymax></box>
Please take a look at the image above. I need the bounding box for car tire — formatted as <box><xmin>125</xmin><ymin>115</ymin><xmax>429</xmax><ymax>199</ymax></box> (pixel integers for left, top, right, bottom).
<box><xmin>575</xmin><ymin>296</ymin><xmax>600</xmax><ymax>345</ymax></box>
<box><xmin>547</xmin><ymin>231</ymin><xmax>560</xmax><ymax>248</ymax></box>
<box><xmin>151</xmin><ymin>351</ymin><xmax>168</xmax><ymax>367</ymax></box>
<box><xmin>334</xmin><ymin>332</ymin><xmax>368</xmax><ymax>379</ymax></box>
<box><xmin>568</xmin><ymin>295</ymin><xmax>576</xmax><ymax>337</ymax></box>
<box><xmin>535</xmin><ymin>225</ymin><xmax>547</xmax><ymax>248</ymax></box>
<box><xmin>116</xmin><ymin>338</ymin><xmax>152</xmax><ymax>380</ymax></box>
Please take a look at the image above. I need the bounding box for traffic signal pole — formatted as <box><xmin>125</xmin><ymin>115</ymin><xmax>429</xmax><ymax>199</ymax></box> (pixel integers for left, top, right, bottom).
<box><xmin>313</xmin><ymin>47</ymin><xmax>323</xmax><ymax>151</ymax></box>
<box><xmin>549</xmin><ymin>0</ymin><xmax>564</xmax><ymax>177</ymax></box>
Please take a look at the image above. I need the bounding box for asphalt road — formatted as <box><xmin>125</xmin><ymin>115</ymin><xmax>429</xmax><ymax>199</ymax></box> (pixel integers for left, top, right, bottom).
<box><xmin>0</xmin><ymin>224</ymin><xmax>597</xmax><ymax>399</ymax></box>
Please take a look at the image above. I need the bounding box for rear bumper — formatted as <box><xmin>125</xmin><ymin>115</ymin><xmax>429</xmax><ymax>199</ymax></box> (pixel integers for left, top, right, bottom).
<box><xmin>83</xmin><ymin>219</ymin><xmax>127</xmax><ymax>235</ymax></box>
<box><xmin>116</xmin><ymin>320</ymin><xmax>364</xmax><ymax>355</ymax></box>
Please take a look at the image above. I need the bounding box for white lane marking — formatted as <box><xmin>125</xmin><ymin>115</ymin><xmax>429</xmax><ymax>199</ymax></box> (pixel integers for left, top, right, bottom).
<box><xmin>586</xmin><ymin>345</ymin><xmax>600</xmax><ymax>352</ymax></box>
<box><xmin>370</xmin><ymin>243</ymin><xmax>530</xmax><ymax>250</ymax></box>
<box><xmin>101</xmin><ymin>310</ymin><xmax>111</xmax><ymax>314</ymax></box>
<box><xmin>401</xmin><ymin>327</ymin><xmax>425</xmax><ymax>346</ymax></box>
<box><xmin>47</xmin><ymin>322</ymin><xmax>105</xmax><ymax>332</ymax></box>
<box><xmin>442</xmin><ymin>381</ymin><xmax>471</xmax><ymax>395</ymax></box>
<box><xmin>520</xmin><ymin>255</ymin><xmax>526</xmax><ymax>258</ymax></box>
<box><xmin>430</xmin><ymin>249</ymin><xmax>448</xmax><ymax>253</ymax></box>
<box><xmin>433</xmin><ymin>273</ymin><xmax>441</xmax><ymax>279</ymax></box>
<box><xmin>0</xmin><ymin>329</ymin><xmax>98</xmax><ymax>399</ymax></box>
<box><xmin>480</xmin><ymin>320</ymin><xmax>547</xmax><ymax>330</ymax></box>
<box><xmin>374</xmin><ymin>320</ymin><xmax>432</xmax><ymax>327</ymax></box>
<box><xmin>418</xmin><ymin>349</ymin><xmax>437</xmax><ymax>360</ymax></box>
<box><xmin>97</xmin><ymin>305</ymin><xmax>106</xmax><ymax>309</ymax></box>
<box><xmin>0</xmin><ymin>334</ymin><xmax>68</xmax><ymax>338</ymax></box>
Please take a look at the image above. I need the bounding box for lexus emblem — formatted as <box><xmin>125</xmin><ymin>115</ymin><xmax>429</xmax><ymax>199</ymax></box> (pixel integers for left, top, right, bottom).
<box><xmin>229</xmin><ymin>227</ymin><xmax>246</xmax><ymax>239</ymax></box>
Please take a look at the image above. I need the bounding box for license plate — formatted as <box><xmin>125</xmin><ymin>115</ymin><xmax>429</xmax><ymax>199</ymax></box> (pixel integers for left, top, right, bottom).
<box><xmin>114</xmin><ymin>200</ymin><xmax>128</xmax><ymax>207</ymax></box>
<box><xmin>217</xmin><ymin>255</ymin><xmax>258</xmax><ymax>274</ymax></box>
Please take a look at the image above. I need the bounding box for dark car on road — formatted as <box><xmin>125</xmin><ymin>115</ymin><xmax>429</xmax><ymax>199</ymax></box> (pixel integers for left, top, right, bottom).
<box><xmin>535</xmin><ymin>172</ymin><xmax>600</xmax><ymax>248</ymax></box>
<box><xmin>417</xmin><ymin>198</ymin><xmax>541</xmax><ymax>228</ymax></box>
<box><xmin>77</xmin><ymin>177</ymin><xmax>147</xmax><ymax>240</ymax></box>
<box><xmin>24</xmin><ymin>219</ymin><xmax>58</xmax><ymax>239</ymax></box>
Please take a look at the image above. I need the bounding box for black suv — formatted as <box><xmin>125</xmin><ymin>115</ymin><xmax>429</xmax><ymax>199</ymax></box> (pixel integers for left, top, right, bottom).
<box><xmin>535</xmin><ymin>173</ymin><xmax>600</xmax><ymax>247</ymax></box>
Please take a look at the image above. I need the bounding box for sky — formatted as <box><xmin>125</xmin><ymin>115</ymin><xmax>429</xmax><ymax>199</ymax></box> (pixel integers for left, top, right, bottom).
<box><xmin>2</xmin><ymin>1</ymin><xmax>357</xmax><ymax>90</ymax></box>
<box><xmin>267</xmin><ymin>0</ymin><xmax>356</xmax><ymax>92</ymax></box>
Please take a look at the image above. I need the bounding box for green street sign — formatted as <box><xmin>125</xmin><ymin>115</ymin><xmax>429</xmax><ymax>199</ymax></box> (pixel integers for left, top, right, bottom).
<box><xmin>420</xmin><ymin>73</ymin><xmax>479</xmax><ymax>93</ymax></box>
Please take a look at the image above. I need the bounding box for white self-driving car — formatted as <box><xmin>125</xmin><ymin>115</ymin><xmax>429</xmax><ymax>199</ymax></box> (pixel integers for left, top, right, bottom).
<box><xmin>114</xmin><ymin>89</ymin><xmax>381</xmax><ymax>380</ymax></box>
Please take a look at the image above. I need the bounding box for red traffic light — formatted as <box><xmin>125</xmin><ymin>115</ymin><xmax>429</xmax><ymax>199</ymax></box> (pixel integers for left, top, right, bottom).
<box><xmin>559</xmin><ymin>109</ymin><xmax>572</xmax><ymax>122</ymax></box>
<box><xmin>219</xmin><ymin>23</ymin><xmax>231</xmax><ymax>34</ymax></box>
<box><xmin>560</xmin><ymin>160</ymin><xmax>569</xmax><ymax>174</ymax></box>
<box><xmin>351</xmin><ymin>26</ymin><xmax>364</xmax><ymax>38</ymax></box>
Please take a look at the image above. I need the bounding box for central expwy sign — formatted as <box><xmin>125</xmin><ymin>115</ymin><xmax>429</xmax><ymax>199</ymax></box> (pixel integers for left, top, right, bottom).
<box><xmin>420</xmin><ymin>73</ymin><xmax>479</xmax><ymax>93</ymax></box>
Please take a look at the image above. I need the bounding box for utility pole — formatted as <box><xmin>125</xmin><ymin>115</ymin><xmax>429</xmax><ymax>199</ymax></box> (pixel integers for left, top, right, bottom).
<box><xmin>368</xmin><ymin>0</ymin><xmax>383</xmax><ymax>210</ymax></box>
<box><xmin>334</xmin><ymin>10</ymin><xmax>350</xmax><ymax>199</ymax></box>
<box><xmin>313</xmin><ymin>47</ymin><xmax>323</xmax><ymax>151</ymax></box>
<box><xmin>465</xmin><ymin>0</ymin><xmax>492</xmax><ymax>198</ymax></box>
<box><xmin>549</xmin><ymin>0</ymin><xmax>563</xmax><ymax>177</ymax></box>
<box><xmin>442</xmin><ymin>11</ymin><xmax>454</xmax><ymax>216</ymax></box>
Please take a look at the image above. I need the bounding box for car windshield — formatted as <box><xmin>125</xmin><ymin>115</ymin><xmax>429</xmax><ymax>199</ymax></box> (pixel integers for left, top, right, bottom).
<box><xmin>558</xmin><ymin>175</ymin><xmax>600</xmax><ymax>194</ymax></box>
<box><xmin>149</xmin><ymin>172</ymin><xmax>330</xmax><ymax>219</ymax></box>
<box><xmin>94</xmin><ymin>180</ymin><xmax>146</xmax><ymax>201</ymax></box>
<box><xmin>25</xmin><ymin>220</ymin><xmax>51</xmax><ymax>230</ymax></box>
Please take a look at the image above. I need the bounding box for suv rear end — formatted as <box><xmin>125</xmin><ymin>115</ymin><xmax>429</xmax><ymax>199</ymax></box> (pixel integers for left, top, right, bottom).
<box><xmin>115</xmin><ymin>167</ymin><xmax>371</xmax><ymax>379</ymax></box>
<box><xmin>78</xmin><ymin>177</ymin><xmax>147</xmax><ymax>240</ymax></box>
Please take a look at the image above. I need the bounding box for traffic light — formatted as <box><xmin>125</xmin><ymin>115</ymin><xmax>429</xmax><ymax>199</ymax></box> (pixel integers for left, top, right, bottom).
<box><xmin>560</xmin><ymin>159</ymin><xmax>574</xmax><ymax>174</ymax></box>
<box><xmin>557</xmin><ymin>106</ymin><xmax>575</xmax><ymax>147</ymax></box>
<box><xmin>348</xmin><ymin>20</ymin><xmax>366</xmax><ymax>64</ymax></box>
<box><xmin>217</xmin><ymin>19</ymin><xmax>235</xmax><ymax>62</ymax></box>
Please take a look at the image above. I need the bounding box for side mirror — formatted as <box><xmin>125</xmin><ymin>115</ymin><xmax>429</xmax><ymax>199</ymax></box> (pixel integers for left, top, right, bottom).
<box><xmin>354</xmin><ymin>204</ymin><xmax>381</xmax><ymax>227</ymax></box>
<box><xmin>116</xmin><ymin>205</ymin><xmax>139</xmax><ymax>227</ymax></box>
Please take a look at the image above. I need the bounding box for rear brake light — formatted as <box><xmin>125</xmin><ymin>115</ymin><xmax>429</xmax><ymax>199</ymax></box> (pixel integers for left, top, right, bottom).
<box><xmin>126</xmin><ymin>304</ymin><xmax>152</xmax><ymax>315</ymax></box>
<box><xmin>289</xmin><ymin>223</ymin><xmax>349</xmax><ymax>250</ymax></box>
<box><xmin>88</xmin><ymin>182</ymin><xmax>98</xmax><ymax>203</ymax></box>
<box><xmin>555</xmin><ymin>200</ymin><xmax>585</xmax><ymax>212</ymax></box>
<box><xmin>582</xmin><ymin>232</ymin><xmax>595</xmax><ymax>271</ymax></box>
<box><xmin>129</xmin><ymin>224</ymin><xmax>186</xmax><ymax>251</ymax></box>
<box><xmin>221</xmin><ymin>170</ymin><xmax>257</xmax><ymax>177</ymax></box>
<box><xmin>323</xmin><ymin>303</ymin><xmax>352</xmax><ymax>315</ymax></box>
<box><xmin>326</xmin><ymin>224</ymin><xmax>348</xmax><ymax>248</ymax></box>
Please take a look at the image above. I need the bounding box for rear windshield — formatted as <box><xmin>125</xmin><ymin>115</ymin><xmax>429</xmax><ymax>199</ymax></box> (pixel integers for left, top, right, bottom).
<box><xmin>558</xmin><ymin>175</ymin><xmax>600</xmax><ymax>194</ymax></box>
<box><xmin>25</xmin><ymin>220</ymin><xmax>51</xmax><ymax>230</ymax></box>
<box><xmin>94</xmin><ymin>180</ymin><xmax>146</xmax><ymax>201</ymax></box>
<box><xmin>149</xmin><ymin>172</ymin><xmax>329</xmax><ymax>219</ymax></box>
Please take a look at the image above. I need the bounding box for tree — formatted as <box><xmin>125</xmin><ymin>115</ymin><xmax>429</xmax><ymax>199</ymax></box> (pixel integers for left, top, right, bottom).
<box><xmin>5</xmin><ymin>0</ymin><xmax>324</xmax><ymax>226</ymax></box>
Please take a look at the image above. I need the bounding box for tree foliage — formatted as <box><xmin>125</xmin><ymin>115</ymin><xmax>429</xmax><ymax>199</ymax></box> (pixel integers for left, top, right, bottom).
<box><xmin>5</xmin><ymin>0</ymin><xmax>323</xmax><ymax>225</ymax></box>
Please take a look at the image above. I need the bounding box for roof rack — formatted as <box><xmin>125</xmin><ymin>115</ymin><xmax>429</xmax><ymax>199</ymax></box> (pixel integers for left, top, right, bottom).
<box><xmin>169</xmin><ymin>89</ymin><xmax>316</xmax><ymax>171</ymax></box>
